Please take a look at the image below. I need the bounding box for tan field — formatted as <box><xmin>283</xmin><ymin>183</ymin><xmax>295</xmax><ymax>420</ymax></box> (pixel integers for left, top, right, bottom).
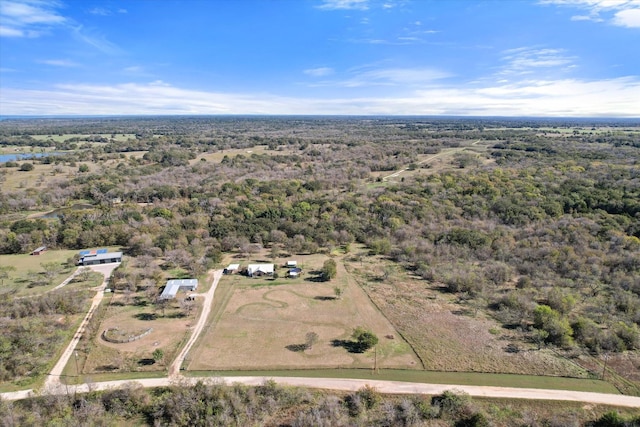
<box><xmin>188</xmin><ymin>252</ymin><xmax>420</xmax><ymax>371</ymax></box>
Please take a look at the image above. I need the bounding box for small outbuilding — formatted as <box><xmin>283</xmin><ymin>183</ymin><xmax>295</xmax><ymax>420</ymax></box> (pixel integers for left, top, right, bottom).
<box><xmin>286</xmin><ymin>260</ymin><xmax>297</xmax><ymax>267</ymax></box>
<box><xmin>224</xmin><ymin>263</ymin><xmax>240</xmax><ymax>274</ymax></box>
<box><xmin>159</xmin><ymin>278</ymin><xmax>199</xmax><ymax>300</ymax></box>
<box><xmin>31</xmin><ymin>246</ymin><xmax>47</xmax><ymax>256</ymax></box>
<box><xmin>287</xmin><ymin>267</ymin><xmax>302</xmax><ymax>278</ymax></box>
<box><xmin>247</xmin><ymin>264</ymin><xmax>275</xmax><ymax>277</ymax></box>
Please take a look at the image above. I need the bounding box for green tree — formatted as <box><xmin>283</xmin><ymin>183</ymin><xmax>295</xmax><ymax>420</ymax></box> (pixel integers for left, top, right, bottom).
<box><xmin>351</xmin><ymin>326</ymin><xmax>378</xmax><ymax>352</ymax></box>
<box><xmin>152</xmin><ymin>348</ymin><xmax>164</xmax><ymax>364</ymax></box>
<box><xmin>533</xmin><ymin>304</ymin><xmax>573</xmax><ymax>347</ymax></box>
<box><xmin>321</xmin><ymin>259</ymin><xmax>337</xmax><ymax>281</ymax></box>
<box><xmin>19</xmin><ymin>162</ymin><xmax>34</xmax><ymax>171</ymax></box>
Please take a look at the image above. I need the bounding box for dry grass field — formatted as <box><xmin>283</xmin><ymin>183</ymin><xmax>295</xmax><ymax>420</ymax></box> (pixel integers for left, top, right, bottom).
<box><xmin>187</xmin><ymin>251</ymin><xmax>420</xmax><ymax>371</ymax></box>
<box><xmin>346</xmin><ymin>252</ymin><xmax>591</xmax><ymax>378</ymax></box>
<box><xmin>81</xmin><ymin>292</ymin><xmax>198</xmax><ymax>374</ymax></box>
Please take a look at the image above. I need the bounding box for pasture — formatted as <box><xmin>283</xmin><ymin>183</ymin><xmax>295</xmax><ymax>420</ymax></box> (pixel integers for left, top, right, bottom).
<box><xmin>187</xmin><ymin>252</ymin><xmax>420</xmax><ymax>371</ymax></box>
<box><xmin>0</xmin><ymin>249</ymin><xmax>104</xmax><ymax>297</ymax></box>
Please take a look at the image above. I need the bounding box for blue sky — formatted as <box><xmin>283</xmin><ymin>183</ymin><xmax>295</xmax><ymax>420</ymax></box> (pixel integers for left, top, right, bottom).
<box><xmin>0</xmin><ymin>0</ymin><xmax>639</xmax><ymax>116</ymax></box>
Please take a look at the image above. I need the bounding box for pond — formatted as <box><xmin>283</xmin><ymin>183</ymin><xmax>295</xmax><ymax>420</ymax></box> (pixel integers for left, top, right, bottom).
<box><xmin>0</xmin><ymin>152</ymin><xmax>64</xmax><ymax>163</ymax></box>
<box><xmin>38</xmin><ymin>203</ymin><xmax>95</xmax><ymax>219</ymax></box>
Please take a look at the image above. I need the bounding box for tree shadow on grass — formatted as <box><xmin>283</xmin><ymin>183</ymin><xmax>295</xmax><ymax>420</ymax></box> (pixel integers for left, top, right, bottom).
<box><xmin>314</xmin><ymin>296</ymin><xmax>337</xmax><ymax>301</ymax></box>
<box><xmin>138</xmin><ymin>358</ymin><xmax>155</xmax><ymax>366</ymax></box>
<box><xmin>331</xmin><ymin>339</ymin><xmax>365</xmax><ymax>353</ymax></box>
<box><xmin>96</xmin><ymin>364</ymin><xmax>119</xmax><ymax>372</ymax></box>
<box><xmin>285</xmin><ymin>343</ymin><xmax>309</xmax><ymax>352</ymax></box>
<box><xmin>135</xmin><ymin>312</ymin><xmax>157</xmax><ymax>321</ymax></box>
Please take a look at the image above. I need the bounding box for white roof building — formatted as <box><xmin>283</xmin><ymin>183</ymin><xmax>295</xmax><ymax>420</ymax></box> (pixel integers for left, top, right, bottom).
<box><xmin>247</xmin><ymin>264</ymin><xmax>275</xmax><ymax>277</ymax></box>
<box><xmin>159</xmin><ymin>278</ymin><xmax>198</xmax><ymax>300</ymax></box>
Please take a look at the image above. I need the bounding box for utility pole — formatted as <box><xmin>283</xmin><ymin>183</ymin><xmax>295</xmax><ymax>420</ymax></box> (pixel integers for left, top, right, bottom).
<box><xmin>602</xmin><ymin>353</ymin><xmax>609</xmax><ymax>380</ymax></box>
<box><xmin>373</xmin><ymin>346</ymin><xmax>378</xmax><ymax>375</ymax></box>
<box><xmin>74</xmin><ymin>351</ymin><xmax>80</xmax><ymax>378</ymax></box>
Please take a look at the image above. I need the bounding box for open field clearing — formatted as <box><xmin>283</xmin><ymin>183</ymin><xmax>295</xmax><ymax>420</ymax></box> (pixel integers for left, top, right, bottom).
<box><xmin>0</xmin><ymin>160</ymin><xmax>79</xmax><ymax>191</ymax></box>
<box><xmin>30</xmin><ymin>133</ymin><xmax>137</xmax><ymax>142</ymax></box>
<box><xmin>188</xmin><ymin>252</ymin><xmax>420</xmax><ymax>371</ymax></box>
<box><xmin>190</xmin><ymin>144</ymin><xmax>301</xmax><ymax>164</ymax></box>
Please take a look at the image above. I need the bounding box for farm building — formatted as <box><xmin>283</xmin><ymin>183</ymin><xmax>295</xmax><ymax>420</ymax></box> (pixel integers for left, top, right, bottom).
<box><xmin>247</xmin><ymin>264</ymin><xmax>275</xmax><ymax>277</ymax></box>
<box><xmin>79</xmin><ymin>251</ymin><xmax>122</xmax><ymax>266</ymax></box>
<box><xmin>288</xmin><ymin>267</ymin><xmax>302</xmax><ymax>278</ymax></box>
<box><xmin>224</xmin><ymin>263</ymin><xmax>240</xmax><ymax>274</ymax></box>
<box><xmin>31</xmin><ymin>246</ymin><xmax>47</xmax><ymax>255</ymax></box>
<box><xmin>159</xmin><ymin>279</ymin><xmax>199</xmax><ymax>300</ymax></box>
<box><xmin>286</xmin><ymin>260</ymin><xmax>297</xmax><ymax>267</ymax></box>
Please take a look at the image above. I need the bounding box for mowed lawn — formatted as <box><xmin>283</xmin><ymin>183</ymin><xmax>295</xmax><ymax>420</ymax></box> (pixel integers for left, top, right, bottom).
<box><xmin>188</xmin><ymin>252</ymin><xmax>420</xmax><ymax>371</ymax></box>
<box><xmin>0</xmin><ymin>249</ymin><xmax>85</xmax><ymax>297</ymax></box>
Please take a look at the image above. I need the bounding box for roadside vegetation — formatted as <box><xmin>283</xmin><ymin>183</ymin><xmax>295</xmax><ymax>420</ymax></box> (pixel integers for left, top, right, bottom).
<box><xmin>1</xmin><ymin>117</ymin><xmax>639</xmax><ymax>405</ymax></box>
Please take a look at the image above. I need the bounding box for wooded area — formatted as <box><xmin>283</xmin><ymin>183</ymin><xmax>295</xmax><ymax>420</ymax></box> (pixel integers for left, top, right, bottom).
<box><xmin>1</xmin><ymin>116</ymin><xmax>639</xmax><ymax>414</ymax></box>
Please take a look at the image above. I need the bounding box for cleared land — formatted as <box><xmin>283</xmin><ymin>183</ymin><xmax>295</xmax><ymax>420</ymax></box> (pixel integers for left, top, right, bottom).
<box><xmin>188</xmin><ymin>252</ymin><xmax>420</xmax><ymax>371</ymax></box>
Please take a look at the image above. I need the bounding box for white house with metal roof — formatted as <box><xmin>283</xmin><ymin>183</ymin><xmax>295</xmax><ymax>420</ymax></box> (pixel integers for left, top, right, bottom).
<box><xmin>247</xmin><ymin>264</ymin><xmax>274</xmax><ymax>277</ymax></box>
<box><xmin>159</xmin><ymin>279</ymin><xmax>198</xmax><ymax>300</ymax></box>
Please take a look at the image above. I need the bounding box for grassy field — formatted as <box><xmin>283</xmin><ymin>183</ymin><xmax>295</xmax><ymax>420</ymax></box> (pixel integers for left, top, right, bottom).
<box><xmin>30</xmin><ymin>133</ymin><xmax>137</xmax><ymax>142</ymax></box>
<box><xmin>0</xmin><ymin>159</ymin><xmax>79</xmax><ymax>191</ymax></box>
<box><xmin>0</xmin><ymin>249</ymin><xmax>107</xmax><ymax>297</ymax></box>
<box><xmin>187</xmin><ymin>251</ymin><xmax>419</xmax><ymax>372</ymax></box>
<box><xmin>185</xmin><ymin>368</ymin><xmax>619</xmax><ymax>394</ymax></box>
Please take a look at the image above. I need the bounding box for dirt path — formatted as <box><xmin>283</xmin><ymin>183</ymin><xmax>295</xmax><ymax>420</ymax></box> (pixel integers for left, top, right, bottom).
<box><xmin>43</xmin><ymin>262</ymin><xmax>120</xmax><ymax>393</ymax></box>
<box><xmin>168</xmin><ymin>269</ymin><xmax>223</xmax><ymax>377</ymax></box>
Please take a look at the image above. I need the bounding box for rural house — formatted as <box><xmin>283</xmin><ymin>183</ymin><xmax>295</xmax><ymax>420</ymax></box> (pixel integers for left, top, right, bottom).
<box><xmin>247</xmin><ymin>263</ymin><xmax>275</xmax><ymax>277</ymax></box>
<box><xmin>159</xmin><ymin>278</ymin><xmax>199</xmax><ymax>300</ymax></box>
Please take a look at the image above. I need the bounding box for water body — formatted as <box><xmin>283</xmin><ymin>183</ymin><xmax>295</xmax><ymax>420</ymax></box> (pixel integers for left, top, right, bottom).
<box><xmin>0</xmin><ymin>152</ymin><xmax>64</xmax><ymax>163</ymax></box>
<box><xmin>38</xmin><ymin>203</ymin><xmax>94</xmax><ymax>219</ymax></box>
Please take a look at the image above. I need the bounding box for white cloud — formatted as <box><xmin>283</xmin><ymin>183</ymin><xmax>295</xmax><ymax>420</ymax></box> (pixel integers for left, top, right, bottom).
<box><xmin>39</xmin><ymin>59</ymin><xmax>79</xmax><ymax>67</ymax></box>
<box><xmin>308</xmin><ymin>66</ymin><xmax>451</xmax><ymax>88</ymax></box>
<box><xmin>304</xmin><ymin>67</ymin><xmax>335</xmax><ymax>77</ymax></box>
<box><xmin>540</xmin><ymin>0</ymin><xmax>640</xmax><ymax>27</ymax></box>
<box><xmin>0</xmin><ymin>77</ymin><xmax>638</xmax><ymax>117</ymax></box>
<box><xmin>500</xmin><ymin>47</ymin><xmax>576</xmax><ymax>76</ymax></box>
<box><xmin>316</xmin><ymin>0</ymin><xmax>369</xmax><ymax>11</ymax></box>
<box><xmin>0</xmin><ymin>0</ymin><xmax>66</xmax><ymax>37</ymax></box>
<box><xmin>71</xmin><ymin>25</ymin><xmax>122</xmax><ymax>54</ymax></box>
<box><xmin>613</xmin><ymin>7</ymin><xmax>640</xmax><ymax>26</ymax></box>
